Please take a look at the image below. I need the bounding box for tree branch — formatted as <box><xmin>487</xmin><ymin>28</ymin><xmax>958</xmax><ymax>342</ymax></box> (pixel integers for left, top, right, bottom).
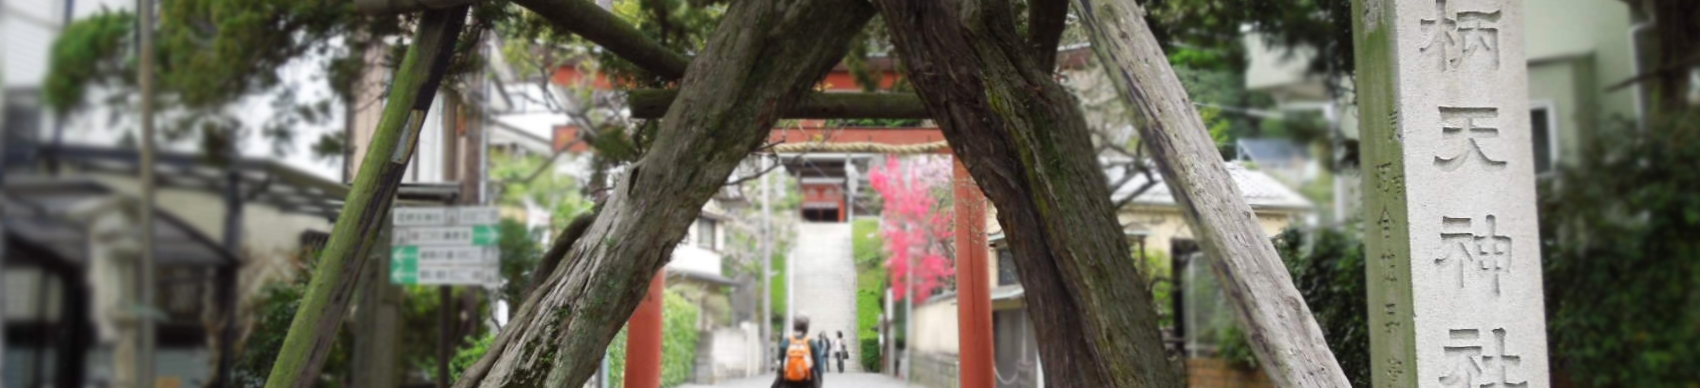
<box><xmin>511</xmin><ymin>0</ymin><xmax>692</xmax><ymax>79</ymax></box>
<box><xmin>629</xmin><ymin>89</ymin><xmax>928</xmax><ymax>119</ymax></box>
<box><xmin>722</xmin><ymin>155</ymin><xmax>784</xmax><ymax>187</ymax></box>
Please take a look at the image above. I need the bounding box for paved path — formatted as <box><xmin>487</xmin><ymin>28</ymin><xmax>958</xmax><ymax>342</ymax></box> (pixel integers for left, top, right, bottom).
<box><xmin>680</xmin><ymin>373</ymin><xmax>911</xmax><ymax>388</ymax></box>
<box><xmin>788</xmin><ymin>222</ymin><xmax>861</xmax><ymax>372</ymax></box>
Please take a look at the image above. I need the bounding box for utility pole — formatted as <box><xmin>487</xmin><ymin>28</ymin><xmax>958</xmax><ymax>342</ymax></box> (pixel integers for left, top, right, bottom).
<box><xmin>760</xmin><ymin>156</ymin><xmax>773</xmax><ymax>367</ymax></box>
<box><xmin>903</xmin><ymin>163</ymin><xmax>913</xmax><ymax>386</ymax></box>
<box><xmin>136</xmin><ymin>0</ymin><xmax>159</xmax><ymax>385</ymax></box>
<box><xmin>784</xmin><ymin>161</ymin><xmax>794</xmax><ymax>335</ymax></box>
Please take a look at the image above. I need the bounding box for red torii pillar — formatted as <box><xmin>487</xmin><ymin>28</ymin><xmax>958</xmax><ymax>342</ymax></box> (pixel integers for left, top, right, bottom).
<box><xmin>952</xmin><ymin>159</ymin><xmax>994</xmax><ymax>388</ymax></box>
<box><xmin>624</xmin><ymin>272</ymin><xmax>666</xmax><ymax>388</ymax></box>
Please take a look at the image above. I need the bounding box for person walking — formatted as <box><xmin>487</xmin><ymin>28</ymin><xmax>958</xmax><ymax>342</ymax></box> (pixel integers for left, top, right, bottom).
<box><xmin>816</xmin><ymin>331</ymin><xmax>833</xmax><ymax>374</ymax></box>
<box><xmin>834</xmin><ymin>331</ymin><xmax>848</xmax><ymax>373</ymax></box>
<box><xmin>773</xmin><ymin>315</ymin><xmax>823</xmax><ymax>388</ymax></box>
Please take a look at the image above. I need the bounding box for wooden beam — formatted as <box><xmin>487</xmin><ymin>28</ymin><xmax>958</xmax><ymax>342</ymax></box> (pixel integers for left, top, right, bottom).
<box><xmin>628</xmin><ymin>89</ymin><xmax>928</xmax><ymax>119</ymax></box>
<box><xmin>512</xmin><ymin>0</ymin><xmax>691</xmax><ymax>79</ymax></box>
<box><xmin>1068</xmin><ymin>0</ymin><xmax>1350</xmax><ymax>386</ymax></box>
<box><xmin>352</xmin><ymin>0</ymin><xmax>478</xmax><ymax>15</ymax></box>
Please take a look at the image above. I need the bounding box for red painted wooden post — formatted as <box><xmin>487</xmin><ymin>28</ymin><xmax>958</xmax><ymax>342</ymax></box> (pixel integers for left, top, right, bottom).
<box><xmin>953</xmin><ymin>159</ymin><xmax>994</xmax><ymax>388</ymax></box>
<box><xmin>625</xmin><ymin>272</ymin><xmax>665</xmax><ymax>388</ymax></box>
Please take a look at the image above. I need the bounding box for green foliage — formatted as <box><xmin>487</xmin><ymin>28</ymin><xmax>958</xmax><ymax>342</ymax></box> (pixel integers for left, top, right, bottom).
<box><xmin>604</xmin><ymin>289</ymin><xmax>704</xmax><ymax>388</ymax></box>
<box><xmin>231</xmin><ymin>261</ymin><xmax>354</xmax><ymax>387</ymax></box>
<box><xmin>43</xmin><ymin>0</ymin><xmax>502</xmax><ymax>161</ymax></box>
<box><xmin>490</xmin><ymin>152</ymin><xmax>594</xmax><ymax>230</ymax></box>
<box><xmin>42</xmin><ymin>11</ymin><xmax>132</xmax><ymax>115</ymax></box>
<box><xmin>449</xmin><ymin>333</ymin><xmax>496</xmax><ymax>381</ymax></box>
<box><xmin>770</xmin><ymin>251</ymin><xmax>789</xmax><ymax>327</ymax></box>
<box><xmin>661</xmin><ymin>289</ymin><xmax>704</xmax><ymax>386</ymax></box>
<box><xmin>607</xmin><ymin>327</ymin><xmax>628</xmax><ymax>386</ymax></box>
<box><xmin>1273</xmin><ymin>227</ymin><xmax>1369</xmax><ymax>387</ymax></box>
<box><xmin>1135</xmin><ymin>251</ymin><xmax>1175</xmax><ymax>328</ymax></box>
<box><xmin>1539</xmin><ymin>112</ymin><xmax>1700</xmax><ymax>387</ymax></box>
<box><xmin>1210</xmin><ymin>226</ymin><xmax>1369</xmax><ymax>383</ymax></box>
<box><xmin>1215</xmin><ymin>325</ymin><xmax>1257</xmax><ymax>370</ymax></box>
<box><xmin>827</xmin><ymin>118</ymin><xmax>924</xmax><ymax>128</ymax></box>
<box><xmin>402</xmin><ymin>285</ymin><xmax>491</xmax><ymax>383</ymax></box>
<box><xmin>1145</xmin><ymin>0</ymin><xmax>1352</xmax><ymax>80</ymax></box>
<box><xmin>860</xmin><ymin>338</ymin><xmax>882</xmax><ymax>372</ymax></box>
<box><xmin>496</xmin><ymin>219</ymin><xmax>544</xmax><ymax>306</ymax></box>
<box><xmin>854</xmin><ymin>217</ymin><xmax>887</xmax><ymax>371</ymax></box>
<box><xmin>853</xmin><ymin>218</ymin><xmax>887</xmax><ymax>272</ymax></box>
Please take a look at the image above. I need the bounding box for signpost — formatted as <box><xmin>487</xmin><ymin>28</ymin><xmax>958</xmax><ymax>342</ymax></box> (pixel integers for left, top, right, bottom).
<box><xmin>391</xmin><ymin>206</ymin><xmax>501</xmax><ymax>286</ymax></box>
<box><xmin>1355</xmin><ymin>0</ymin><xmax>1549</xmax><ymax>386</ymax></box>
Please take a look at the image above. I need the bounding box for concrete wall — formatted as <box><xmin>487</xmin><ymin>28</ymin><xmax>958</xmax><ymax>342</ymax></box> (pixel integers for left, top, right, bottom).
<box><xmin>706</xmin><ymin>323</ymin><xmax>764</xmax><ymax>382</ymax></box>
<box><xmin>911</xmin><ymin>296</ymin><xmax>961</xmax><ymax>356</ymax></box>
<box><xmin>1523</xmin><ymin>0</ymin><xmax>1640</xmax><ymax>169</ymax></box>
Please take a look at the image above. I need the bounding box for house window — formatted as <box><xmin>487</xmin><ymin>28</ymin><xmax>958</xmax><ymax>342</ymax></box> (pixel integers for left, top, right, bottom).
<box><xmin>696</xmin><ymin>217</ymin><xmax>718</xmax><ymax>250</ymax></box>
<box><xmin>996</xmin><ymin>247</ymin><xmax>1019</xmax><ymax>286</ymax></box>
<box><xmin>1530</xmin><ymin>104</ymin><xmax>1558</xmax><ymax>174</ymax></box>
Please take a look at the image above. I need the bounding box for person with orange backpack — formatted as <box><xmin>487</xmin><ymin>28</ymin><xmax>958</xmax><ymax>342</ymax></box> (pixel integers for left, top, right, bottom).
<box><xmin>773</xmin><ymin>314</ymin><xmax>823</xmax><ymax>388</ymax></box>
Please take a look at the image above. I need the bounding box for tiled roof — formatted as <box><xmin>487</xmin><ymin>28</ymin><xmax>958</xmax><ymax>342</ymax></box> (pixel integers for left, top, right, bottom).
<box><xmin>1107</xmin><ymin>162</ymin><xmax>1313</xmax><ymax>211</ymax></box>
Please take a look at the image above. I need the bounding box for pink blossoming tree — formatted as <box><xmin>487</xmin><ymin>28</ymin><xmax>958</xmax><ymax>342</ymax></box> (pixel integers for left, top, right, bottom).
<box><xmin>868</xmin><ymin>155</ymin><xmax>956</xmax><ymax>302</ymax></box>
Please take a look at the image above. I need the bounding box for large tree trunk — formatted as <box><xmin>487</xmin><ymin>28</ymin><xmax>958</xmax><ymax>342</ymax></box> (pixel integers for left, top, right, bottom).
<box><xmin>453</xmin><ymin>0</ymin><xmax>874</xmax><ymax>386</ymax></box>
<box><xmin>1068</xmin><ymin>0</ymin><xmax>1348</xmax><ymax>386</ymax></box>
<box><xmin>869</xmin><ymin>0</ymin><xmax>1183</xmax><ymax>386</ymax></box>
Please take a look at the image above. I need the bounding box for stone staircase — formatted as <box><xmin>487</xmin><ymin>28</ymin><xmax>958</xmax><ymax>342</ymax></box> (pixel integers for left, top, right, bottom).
<box><xmin>789</xmin><ymin>222</ymin><xmax>862</xmax><ymax>373</ymax></box>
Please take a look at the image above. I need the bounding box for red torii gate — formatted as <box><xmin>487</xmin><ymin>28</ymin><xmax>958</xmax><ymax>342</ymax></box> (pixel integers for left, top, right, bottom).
<box><xmin>549</xmin><ymin>64</ymin><xmax>1000</xmax><ymax>388</ymax></box>
<box><xmin>620</xmin><ymin>124</ymin><xmax>996</xmax><ymax>388</ymax></box>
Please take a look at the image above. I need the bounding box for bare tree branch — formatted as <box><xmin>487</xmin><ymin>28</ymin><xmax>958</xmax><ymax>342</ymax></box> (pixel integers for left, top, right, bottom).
<box><xmin>722</xmin><ymin>154</ymin><xmax>784</xmax><ymax>187</ymax></box>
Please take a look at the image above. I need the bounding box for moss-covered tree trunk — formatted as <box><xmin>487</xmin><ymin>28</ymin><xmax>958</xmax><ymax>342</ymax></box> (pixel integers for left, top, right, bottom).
<box><xmin>451</xmin><ymin>0</ymin><xmax>874</xmax><ymax>386</ymax></box>
<box><xmin>869</xmin><ymin>0</ymin><xmax>1182</xmax><ymax>386</ymax></box>
<box><xmin>264</xmin><ymin>7</ymin><xmax>468</xmax><ymax>388</ymax></box>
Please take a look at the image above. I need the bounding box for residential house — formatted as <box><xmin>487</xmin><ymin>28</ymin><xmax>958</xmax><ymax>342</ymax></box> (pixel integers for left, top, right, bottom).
<box><xmin>905</xmin><ymin>163</ymin><xmax>1311</xmax><ymax>388</ymax></box>
<box><xmin>1244</xmin><ymin>0</ymin><xmax>1651</xmax><ymax>220</ymax></box>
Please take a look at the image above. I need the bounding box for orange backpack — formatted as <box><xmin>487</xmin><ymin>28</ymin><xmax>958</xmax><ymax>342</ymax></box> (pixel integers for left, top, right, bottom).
<box><xmin>783</xmin><ymin>335</ymin><xmax>814</xmax><ymax>382</ymax></box>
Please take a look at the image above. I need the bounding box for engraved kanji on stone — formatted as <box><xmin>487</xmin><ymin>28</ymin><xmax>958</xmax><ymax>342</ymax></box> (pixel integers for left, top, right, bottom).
<box><xmin>1436</xmin><ymin>214</ymin><xmax>1513</xmax><ymax>293</ymax></box>
<box><xmin>1435</xmin><ymin>106</ymin><xmax>1508</xmax><ymax>171</ymax></box>
<box><xmin>1419</xmin><ymin>0</ymin><xmax>1503</xmax><ymax>71</ymax></box>
<box><xmin>1440</xmin><ymin>328</ymin><xmax>1528</xmax><ymax>388</ymax></box>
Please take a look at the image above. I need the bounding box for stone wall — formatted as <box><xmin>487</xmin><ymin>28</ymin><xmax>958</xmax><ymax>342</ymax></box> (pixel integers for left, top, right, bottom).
<box><xmin>910</xmin><ymin>351</ymin><xmax>960</xmax><ymax>388</ymax></box>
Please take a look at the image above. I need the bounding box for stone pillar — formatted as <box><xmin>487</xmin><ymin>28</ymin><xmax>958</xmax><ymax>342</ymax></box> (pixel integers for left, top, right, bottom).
<box><xmin>952</xmin><ymin>159</ymin><xmax>993</xmax><ymax>388</ymax></box>
<box><xmin>624</xmin><ymin>272</ymin><xmax>666</xmax><ymax>388</ymax></box>
<box><xmin>1354</xmin><ymin>0</ymin><xmax>1549</xmax><ymax>386</ymax></box>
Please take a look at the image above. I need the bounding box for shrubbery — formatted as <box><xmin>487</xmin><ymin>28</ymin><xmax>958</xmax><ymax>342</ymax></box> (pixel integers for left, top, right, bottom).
<box><xmin>1538</xmin><ymin>113</ymin><xmax>1700</xmax><ymax>386</ymax></box>
<box><xmin>604</xmin><ymin>289</ymin><xmax>703</xmax><ymax>388</ymax></box>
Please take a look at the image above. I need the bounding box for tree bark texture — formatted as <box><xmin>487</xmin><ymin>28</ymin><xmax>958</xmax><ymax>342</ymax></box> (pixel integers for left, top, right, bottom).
<box><xmin>264</xmin><ymin>7</ymin><xmax>468</xmax><ymax>388</ymax></box>
<box><xmin>452</xmin><ymin>0</ymin><xmax>875</xmax><ymax>386</ymax></box>
<box><xmin>869</xmin><ymin>0</ymin><xmax>1182</xmax><ymax>386</ymax></box>
<box><xmin>1068</xmin><ymin>0</ymin><xmax>1348</xmax><ymax>386</ymax></box>
<box><xmin>627</xmin><ymin>89</ymin><xmax>927</xmax><ymax>119</ymax></box>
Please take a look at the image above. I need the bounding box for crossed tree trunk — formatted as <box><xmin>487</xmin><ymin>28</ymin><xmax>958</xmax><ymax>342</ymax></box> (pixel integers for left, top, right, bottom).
<box><xmin>267</xmin><ymin>0</ymin><xmax>1347</xmax><ymax>387</ymax></box>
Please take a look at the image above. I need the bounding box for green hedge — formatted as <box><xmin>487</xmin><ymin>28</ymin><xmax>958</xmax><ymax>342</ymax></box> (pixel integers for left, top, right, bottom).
<box><xmin>852</xmin><ymin>218</ymin><xmax>886</xmax><ymax>370</ymax></box>
<box><xmin>606</xmin><ymin>289</ymin><xmax>703</xmax><ymax>387</ymax></box>
<box><xmin>860</xmin><ymin>338</ymin><xmax>882</xmax><ymax>372</ymax></box>
<box><xmin>1539</xmin><ymin>114</ymin><xmax>1700</xmax><ymax>386</ymax></box>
